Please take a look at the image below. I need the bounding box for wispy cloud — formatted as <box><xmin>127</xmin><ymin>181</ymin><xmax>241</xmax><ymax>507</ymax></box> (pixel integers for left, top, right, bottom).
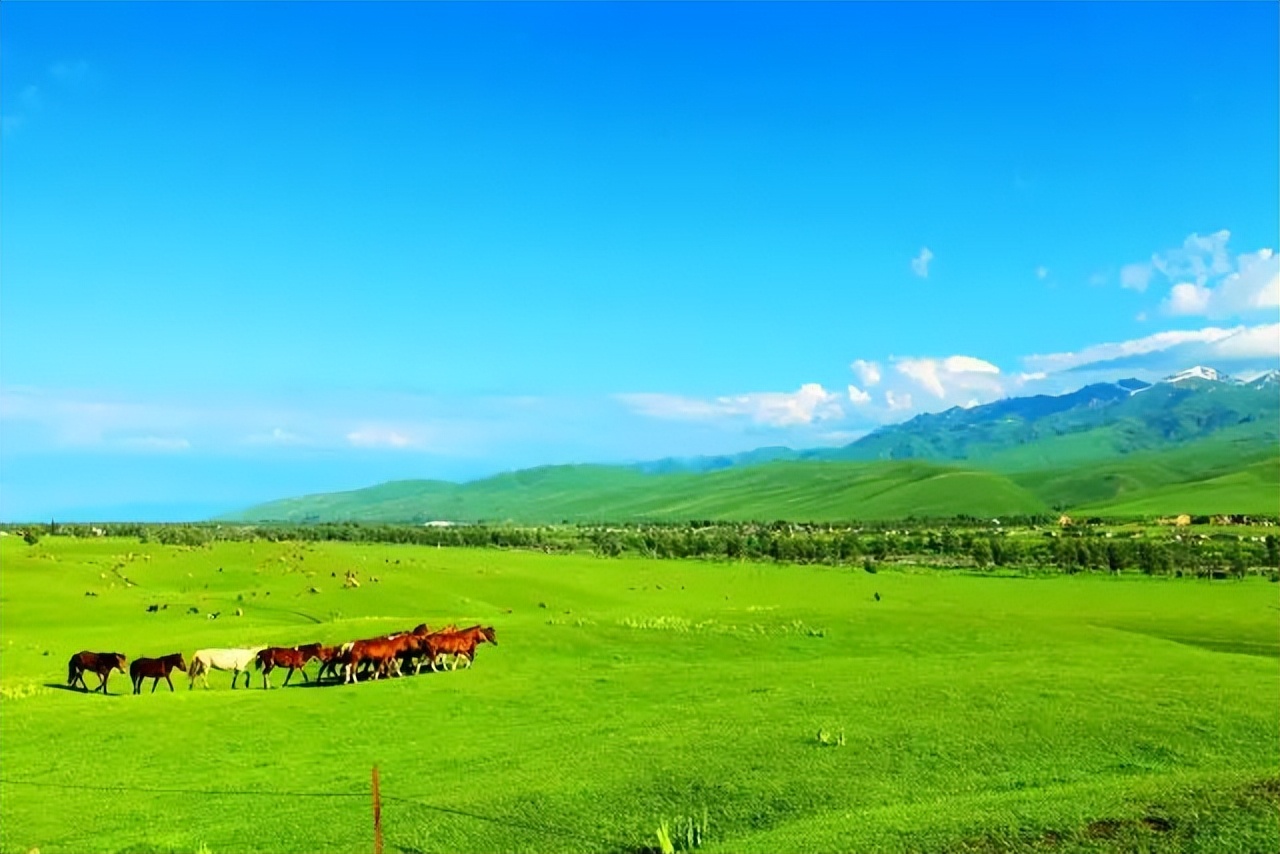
<box><xmin>1023</xmin><ymin>323</ymin><xmax>1279</xmax><ymax>377</ymax></box>
<box><xmin>618</xmin><ymin>383</ymin><xmax>844</xmax><ymax>428</ymax></box>
<box><xmin>1036</xmin><ymin>266</ymin><xmax>1049</xmax><ymax>281</ymax></box>
<box><xmin>346</xmin><ymin>427</ymin><xmax>416</xmax><ymax>449</ymax></box>
<box><xmin>910</xmin><ymin>247</ymin><xmax>934</xmax><ymax>278</ymax></box>
<box><xmin>3</xmin><ymin>58</ymin><xmax>92</xmax><ymax>137</ymax></box>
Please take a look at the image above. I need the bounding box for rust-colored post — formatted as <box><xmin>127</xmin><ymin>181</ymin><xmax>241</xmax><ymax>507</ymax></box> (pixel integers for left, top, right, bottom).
<box><xmin>372</xmin><ymin>764</ymin><xmax>383</xmax><ymax>854</ymax></box>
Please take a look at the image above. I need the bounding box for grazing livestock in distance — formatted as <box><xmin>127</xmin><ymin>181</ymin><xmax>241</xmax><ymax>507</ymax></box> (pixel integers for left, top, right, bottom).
<box><xmin>189</xmin><ymin>647</ymin><xmax>264</xmax><ymax>690</ymax></box>
<box><xmin>68</xmin><ymin>651</ymin><xmax>128</xmax><ymax>694</ymax></box>
<box><xmin>255</xmin><ymin>644</ymin><xmax>322</xmax><ymax>689</ymax></box>
<box><xmin>130</xmin><ymin>653</ymin><xmax>187</xmax><ymax>694</ymax></box>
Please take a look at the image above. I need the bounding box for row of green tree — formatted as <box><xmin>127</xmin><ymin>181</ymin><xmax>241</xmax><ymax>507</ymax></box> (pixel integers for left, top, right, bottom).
<box><xmin>10</xmin><ymin>520</ymin><xmax>1278</xmax><ymax>577</ymax></box>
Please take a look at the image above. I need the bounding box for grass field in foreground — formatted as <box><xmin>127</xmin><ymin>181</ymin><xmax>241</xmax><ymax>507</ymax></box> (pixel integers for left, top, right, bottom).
<box><xmin>0</xmin><ymin>537</ymin><xmax>1277</xmax><ymax>854</ymax></box>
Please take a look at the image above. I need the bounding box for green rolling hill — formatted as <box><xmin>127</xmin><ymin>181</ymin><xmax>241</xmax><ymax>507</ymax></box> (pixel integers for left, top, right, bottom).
<box><xmin>225</xmin><ymin>367</ymin><xmax>1279</xmax><ymax>524</ymax></box>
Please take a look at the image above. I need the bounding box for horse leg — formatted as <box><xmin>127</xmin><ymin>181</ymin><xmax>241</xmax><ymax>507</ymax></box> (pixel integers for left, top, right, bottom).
<box><xmin>100</xmin><ymin>672</ymin><xmax>110</xmax><ymax>695</ymax></box>
<box><xmin>282</xmin><ymin>667</ymin><xmax>293</xmax><ymax>687</ymax></box>
<box><xmin>165</xmin><ymin>673</ymin><xmax>175</xmax><ymax>692</ymax></box>
<box><xmin>231</xmin><ymin>668</ymin><xmax>239</xmax><ymax>689</ymax></box>
<box><xmin>263</xmin><ymin>663</ymin><xmax>271</xmax><ymax>690</ymax></box>
<box><xmin>298</xmin><ymin>666</ymin><xmax>309</xmax><ymax>684</ymax></box>
<box><xmin>151</xmin><ymin>677</ymin><xmax>160</xmax><ymax>694</ymax></box>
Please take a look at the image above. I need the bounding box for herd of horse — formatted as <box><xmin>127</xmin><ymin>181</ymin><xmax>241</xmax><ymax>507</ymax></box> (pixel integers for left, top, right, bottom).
<box><xmin>65</xmin><ymin>623</ymin><xmax>498</xmax><ymax>695</ymax></box>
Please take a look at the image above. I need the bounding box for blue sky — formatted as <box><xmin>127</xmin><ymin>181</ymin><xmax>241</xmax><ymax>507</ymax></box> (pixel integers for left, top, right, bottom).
<box><xmin>2</xmin><ymin>2</ymin><xmax>1277</xmax><ymax>520</ymax></box>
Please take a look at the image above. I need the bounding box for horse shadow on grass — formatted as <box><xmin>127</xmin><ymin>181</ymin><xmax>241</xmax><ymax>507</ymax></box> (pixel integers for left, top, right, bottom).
<box><xmin>44</xmin><ymin>682</ymin><xmax>122</xmax><ymax>695</ymax></box>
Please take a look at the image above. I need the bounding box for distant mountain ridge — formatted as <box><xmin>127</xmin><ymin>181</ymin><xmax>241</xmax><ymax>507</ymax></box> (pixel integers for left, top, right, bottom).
<box><xmin>639</xmin><ymin>366</ymin><xmax>1278</xmax><ymax>474</ymax></box>
<box><xmin>224</xmin><ymin>367</ymin><xmax>1280</xmax><ymax>523</ymax></box>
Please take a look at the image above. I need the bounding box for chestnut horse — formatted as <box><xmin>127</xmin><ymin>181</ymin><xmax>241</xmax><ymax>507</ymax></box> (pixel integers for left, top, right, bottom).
<box><xmin>427</xmin><ymin>626</ymin><xmax>497</xmax><ymax>671</ymax></box>
<box><xmin>130</xmin><ymin>652</ymin><xmax>187</xmax><ymax>694</ymax></box>
<box><xmin>68</xmin><ymin>651</ymin><xmax>127</xmax><ymax>694</ymax></box>
<box><xmin>255</xmin><ymin>643</ymin><xmax>322</xmax><ymax>689</ymax></box>
<box><xmin>344</xmin><ymin>633</ymin><xmax>418</xmax><ymax>684</ymax></box>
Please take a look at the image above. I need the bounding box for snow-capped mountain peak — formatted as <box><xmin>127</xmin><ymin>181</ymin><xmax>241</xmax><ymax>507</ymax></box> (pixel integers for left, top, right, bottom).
<box><xmin>1162</xmin><ymin>366</ymin><xmax>1231</xmax><ymax>384</ymax></box>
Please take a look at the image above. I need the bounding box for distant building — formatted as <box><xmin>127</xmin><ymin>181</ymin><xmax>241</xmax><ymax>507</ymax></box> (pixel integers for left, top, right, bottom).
<box><xmin>423</xmin><ymin>520</ymin><xmax>454</xmax><ymax>528</ymax></box>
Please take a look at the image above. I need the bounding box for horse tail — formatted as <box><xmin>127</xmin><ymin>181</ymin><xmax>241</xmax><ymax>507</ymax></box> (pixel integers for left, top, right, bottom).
<box><xmin>254</xmin><ymin>650</ymin><xmax>264</xmax><ymax>670</ymax></box>
<box><xmin>67</xmin><ymin>656</ymin><xmax>77</xmax><ymax>684</ymax></box>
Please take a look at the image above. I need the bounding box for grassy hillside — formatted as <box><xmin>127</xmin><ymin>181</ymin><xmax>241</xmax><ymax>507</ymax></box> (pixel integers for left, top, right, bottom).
<box><xmin>226</xmin><ymin>460</ymin><xmax>1052</xmax><ymax>523</ymax></box>
<box><xmin>2</xmin><ymin>537</ymin><xmax>1277</xmax><ymax>854</ymax></box>
<box><xmin>227</xmin><ymin>438</ymin><xmax>1279</xmax><ymax>524</ymax></box>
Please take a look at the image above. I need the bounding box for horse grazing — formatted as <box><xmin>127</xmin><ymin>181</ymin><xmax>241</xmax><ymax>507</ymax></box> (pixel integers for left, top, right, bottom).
<box><xmin>130</xmin><ymin>653</ymin><xmax>187</xmax><ymax>694</ymax></box>
<box><xmin>189</xmin><ymin>647</ymin><xmax>264</xmax><ymax>690</ymax></box>
<box><xmin>67</xmin><ymin>651</ymin><xmax>127</xmax><ymax>694</ymax></box>
<box><xmin>255</xmin><ymin>643</ymin><xmax>322</xmax><ymax>689</ymax></box>
<box><xmin>426</xmin><ymin>626</ymin><xmax>497</xmax><ymax>672</ymax></box>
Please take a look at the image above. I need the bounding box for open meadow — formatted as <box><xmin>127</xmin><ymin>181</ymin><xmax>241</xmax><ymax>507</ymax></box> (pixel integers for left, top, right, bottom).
<box><xmin>0</xmin><ymin>536</ymin><xmax>1277</xmax><ymax>854</ymax></box>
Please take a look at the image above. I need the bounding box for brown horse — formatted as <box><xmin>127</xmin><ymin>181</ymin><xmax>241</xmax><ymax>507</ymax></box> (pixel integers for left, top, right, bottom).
<box><xmin>426</xmin><ymin>626</ymin><xmax>497</xmax><ymax>671</ymax></box>
<box><xmin>400</xmin><ymin>624</ymin><xmax>459</xmax><ymax>675</ymax></box>
<box><xmin>344</xmin><ymin>633</ymin><xmax>419</xmax><ymax>684</ymax></box>
<box><xmin>255</xmin><ymin>643</ymin><xmax>322</xmax><ymax>688</ymax></box>
<box><xmin>315</xmin><ymin>644</ymin><xmax>349</xmax><ymax>682</ymax></box>
<box><xmin>68</xmin><ymin>651</ymin><xmax>127</xmax><ymax>694</ymax></box>
<box><xmin>130</xmin><ymin>653</ymin><xmax>187</xmax><ymax>694</ymax></box>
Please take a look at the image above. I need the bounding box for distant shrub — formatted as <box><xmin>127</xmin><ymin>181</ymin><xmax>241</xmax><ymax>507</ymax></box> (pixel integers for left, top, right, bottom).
<box><xmin>22</xmin><ymin>530</ymin><xmax>39</xmax><ymax>546</ymax></box>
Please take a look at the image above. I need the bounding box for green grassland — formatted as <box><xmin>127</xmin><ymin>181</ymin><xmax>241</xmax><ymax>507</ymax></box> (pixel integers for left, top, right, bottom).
<box><xmin>1</xmin><ymin>536</ymin><xmax>1277</xmax><ymax>854</ymax></box>
<box><xmin>226</xmin><ymin>439</ymin><xmax>1279</xmax><ymax>526</ymax></box>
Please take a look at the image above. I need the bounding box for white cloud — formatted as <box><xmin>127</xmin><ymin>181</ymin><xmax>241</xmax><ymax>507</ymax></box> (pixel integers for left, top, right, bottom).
<box><xmin>1022</xmin><ymin>327</ymin><xmax>1241</xmax><ymax>374</ymax></box>
<box><xmin>885</xmin><ymin>390</ymin><xmax>913</xmax><ymax>411</ymax></box>
<box><xmin>894</xmin><ymin>355</ymin><xmax>1002</xmax><ymax>400</ymax></box>
<box><xmin>1161</xmin><ymin>248</ymin><xmax>1279</xmax><ymax>319</ymax></box>
<box><xmin>619</xmin><ymin>383</ymin><xmax>844</xmax><ymax>427</ymax></box>
<box><xmin>1022</xmin><ymin>323</ymin><xmax>1279</xmax><ymax>380</ymax></box>
<box><xmin>1036</xmin><ymin>266</ymin><xmax>1049</xmax><ymax>280</ymax></box>
<box><xmin>910</xmin><ymin>247</ymin><xmax>934</xmax><ymax>278</ymax></box>
<box><xmin>847</xmin><ymin>385</ymin><xmax>871</xmax><ymax>405</ymax></box>
<box><xmin>850</xmin><ymin>359</ymin><xmax>881</xmax><ymax>386</ymax></box>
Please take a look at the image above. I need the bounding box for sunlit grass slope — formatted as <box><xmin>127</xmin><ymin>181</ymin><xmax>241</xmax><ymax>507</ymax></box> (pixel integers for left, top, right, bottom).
<box><xmin>227</xmin><ymin>461</ymin><xmax>1050</xmax><ymax>523</ymax></box>
<box><xmin>226</xmin><ymin>440</ymin><xmax>1279</xmax><ymax>525</ymax></box>
<box><xmin>1</xmin><ymin>536</ymin><xmax>1277</xmax><ymax>854</ymax></box>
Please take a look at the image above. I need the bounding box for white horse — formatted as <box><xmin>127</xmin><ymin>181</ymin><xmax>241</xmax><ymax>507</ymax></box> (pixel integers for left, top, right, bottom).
<box><xmin>188</xmin><ymin>647</ymin><xmax>264</xmax><ymax>690</ymax></box>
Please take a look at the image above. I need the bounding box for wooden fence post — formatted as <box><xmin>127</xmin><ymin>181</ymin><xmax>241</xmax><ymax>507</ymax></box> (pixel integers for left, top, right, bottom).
<box><xmin>372</xmin><ymin>764</ymin><xmax>383</xmax><ymax>854</ymax></box>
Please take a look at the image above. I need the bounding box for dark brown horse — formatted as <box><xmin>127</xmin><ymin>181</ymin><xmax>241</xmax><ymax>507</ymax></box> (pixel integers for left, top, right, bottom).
<box><xmin>130</xmin><ymin>653</ymin><xmax>187</xmax><ymax>694</ymax></box>
<box><xmin>68</xmin><ymin>651</ymin><xmax>127</xmax><ymax>694</ymax></box>
<box><xmin>255</xmin><ymin>643</ymin><xmax>322</xmax><ymax>688</ymax></box>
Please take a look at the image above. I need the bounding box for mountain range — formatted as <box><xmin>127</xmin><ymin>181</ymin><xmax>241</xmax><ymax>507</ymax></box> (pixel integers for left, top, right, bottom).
<box><xmin>224</xmin><ymin>367</ymin><xmax>1280</xmax><ymax>523</ymax></box>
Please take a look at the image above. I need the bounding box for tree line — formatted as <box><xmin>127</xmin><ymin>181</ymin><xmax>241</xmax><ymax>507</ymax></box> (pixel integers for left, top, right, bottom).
<box><xmin>8</xmin><ymin>519</ymin><xmax>1278</xmax><ymax>579</ymax></box>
